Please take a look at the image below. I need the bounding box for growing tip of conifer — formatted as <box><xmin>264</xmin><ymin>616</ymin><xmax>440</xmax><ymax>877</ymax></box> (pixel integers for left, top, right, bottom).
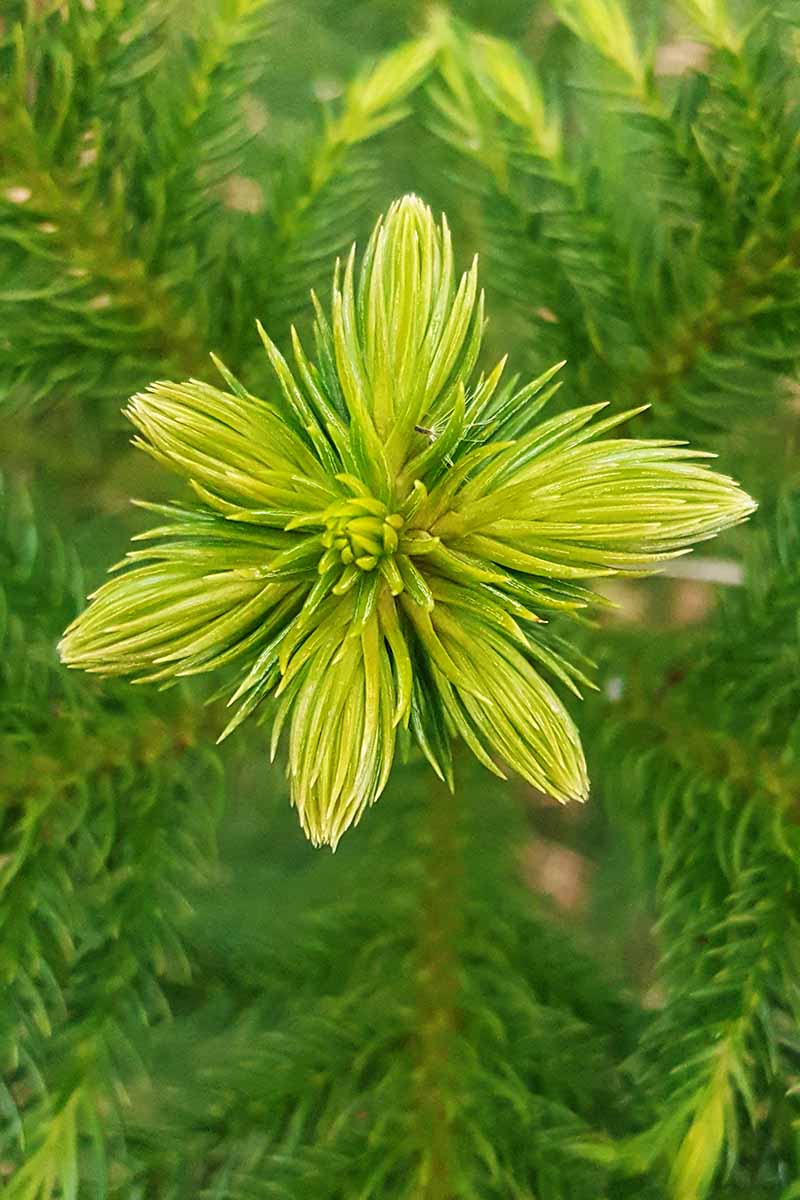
<box><xmin>58</xmin><ymin>193</ymin><xmax>757</xmax><ymax>848</ymax></box>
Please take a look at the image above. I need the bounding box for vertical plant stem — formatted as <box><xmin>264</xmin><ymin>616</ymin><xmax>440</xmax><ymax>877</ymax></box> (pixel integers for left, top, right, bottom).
<box><xmin>413</xmin><ymin>774</ymin><xmax>462</xmax><ymax>1199</ymax></box>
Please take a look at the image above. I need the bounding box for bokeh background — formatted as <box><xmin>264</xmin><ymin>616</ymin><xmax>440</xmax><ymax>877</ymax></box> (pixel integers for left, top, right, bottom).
<box><xmin>3</xmin><ymin>1</ymin><xmax>800</xmax><ymax>1196</ymax></box>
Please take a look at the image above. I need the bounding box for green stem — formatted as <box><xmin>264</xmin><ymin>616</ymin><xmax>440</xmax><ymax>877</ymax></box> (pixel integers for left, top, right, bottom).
<box><xmin>413</xmin><ymin>774</ymin><xmax>461</xmax><ymax>1198</ymax></box>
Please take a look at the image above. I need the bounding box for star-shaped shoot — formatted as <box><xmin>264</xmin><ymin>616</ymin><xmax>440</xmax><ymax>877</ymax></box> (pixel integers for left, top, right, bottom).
<box><xmin>60</xmin><ymin>195</ymin><xmax>756</xmax><ymax>847</ymax></box>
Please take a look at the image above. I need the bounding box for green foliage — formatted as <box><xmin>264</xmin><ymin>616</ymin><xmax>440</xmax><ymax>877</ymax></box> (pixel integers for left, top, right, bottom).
<box><xmin>0</xmin><ymin>2</ymin><xmax>436</xmax><ymax>413</ymax></box>
<box><xmin>427</xmin><ymin>3</ymin><xmax>800</xmax><ymax>447</ymax></box>
<box><xmin>261</xmin><ymin>35</ymin><xmax>438</xmax><ymax>332</ymax></box>
<box><xmin>120</xmin><ymin>761</ymin><xmax>650</xmax><ymax>1199</ymax></box>
<box><xmin>2</xmin><ymin>0</ymin><xmax>800</xmax><ymax>1197</ymax></box>
<box><xmin>576</xmin><ymin>491</ymin><xmax>800</xmax><ymax>1196</ymax></box>
<box><xmin>0</xmin><ymin>474</ymin><xmax>223</xmax><ymax>1198</ymax></box>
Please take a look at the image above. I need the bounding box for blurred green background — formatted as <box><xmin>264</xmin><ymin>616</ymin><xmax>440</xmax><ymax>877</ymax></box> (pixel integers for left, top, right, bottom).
<box><xmin>3</xmin><ymin>0</ymin><xmax>800</xmax><ymax>1196</ymax></box>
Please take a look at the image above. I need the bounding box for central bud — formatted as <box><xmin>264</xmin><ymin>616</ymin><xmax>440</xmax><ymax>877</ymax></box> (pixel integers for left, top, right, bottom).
<box><xmin>320</xmin><ymin>496</ymin><xmax>404</xmax><ymax>575</ymax></box>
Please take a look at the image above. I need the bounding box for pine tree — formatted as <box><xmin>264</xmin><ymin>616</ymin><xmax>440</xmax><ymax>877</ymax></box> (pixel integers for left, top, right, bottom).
<box><xmin>2</xmin><ymin>2</ymin><xmax>799</xmax><ymax>1198</ymax></box>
